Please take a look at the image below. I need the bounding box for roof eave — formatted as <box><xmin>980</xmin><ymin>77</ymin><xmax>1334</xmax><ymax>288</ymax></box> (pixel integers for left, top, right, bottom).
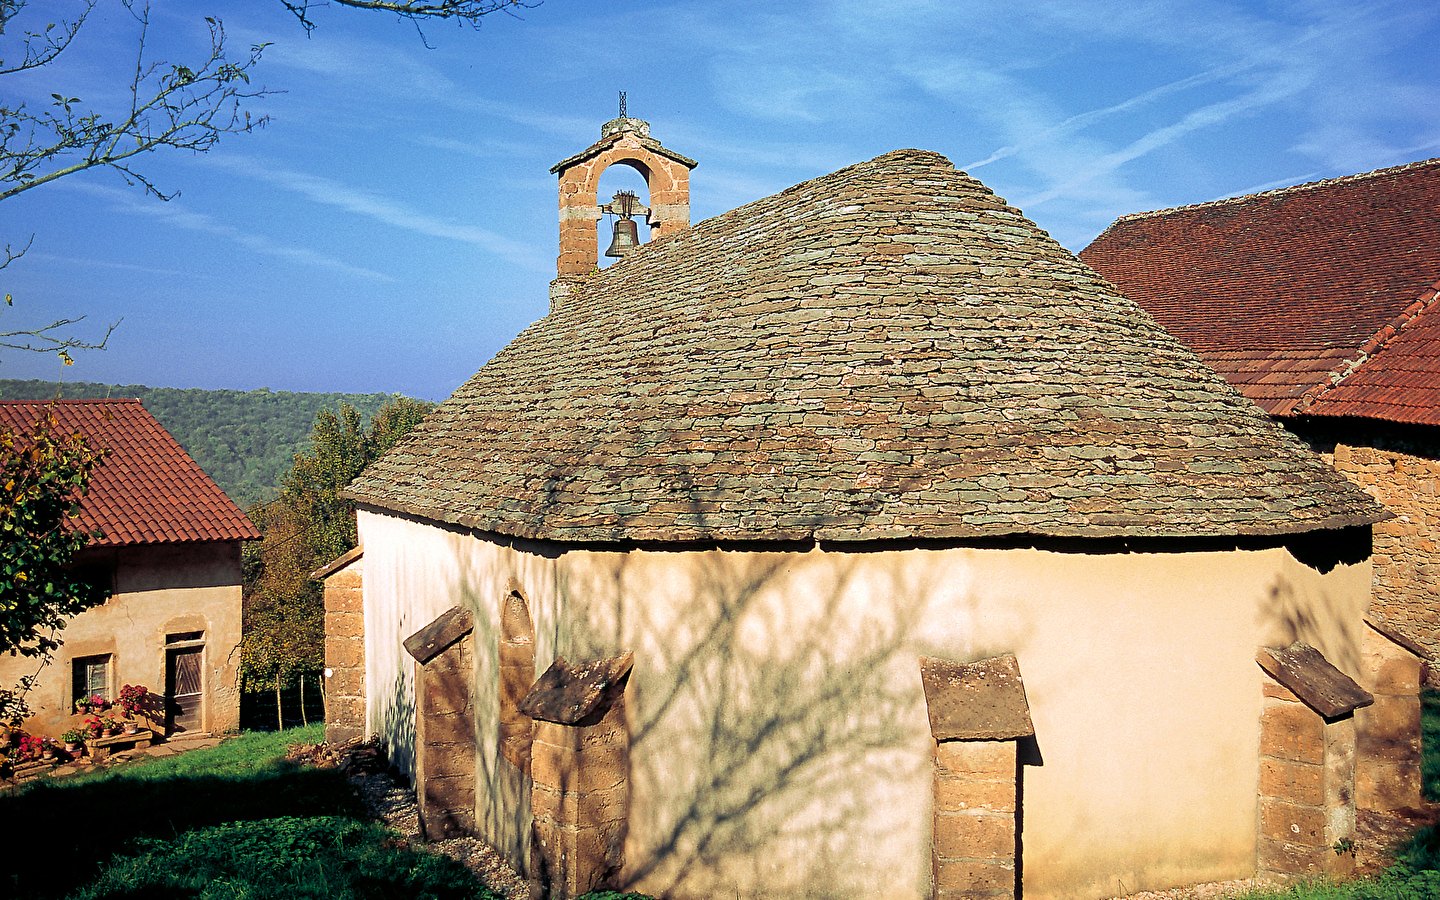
<box><xmin>349</xmin><ymin>493</ymin><xmax>1386</xmax><ymax>549</ymax></box>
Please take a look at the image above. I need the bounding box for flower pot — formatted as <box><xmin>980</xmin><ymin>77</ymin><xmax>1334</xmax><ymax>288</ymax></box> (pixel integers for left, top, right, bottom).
<box><xmin>64</xmin><ymin>742</ymin><xmax>79</xmax><ymax>753</ymax></box>
<box><xmin>41</xmin><ymin>749</ymin><xmax>54</xmax><ymax>760</ymax></box>
<box><xmin>101</xmin><ymin>728</ymin><xmax>117</xmax><ymax>738</ymax></box>
<box><xmin>122</xmin><ymin>722</ymin><xmax>138</xmax><ymax>735</ymax></box>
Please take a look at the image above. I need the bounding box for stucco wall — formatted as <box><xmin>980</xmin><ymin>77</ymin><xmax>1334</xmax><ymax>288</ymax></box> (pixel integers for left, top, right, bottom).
<box><xmin>358</xmin><ymin>509</ymin><xmax>1371</xmax><ymax>900</ymax></box>
<box><xmin>0</xmin><ymin>541</ymin><xmax>244</xmax><ymax>738</ymax></box>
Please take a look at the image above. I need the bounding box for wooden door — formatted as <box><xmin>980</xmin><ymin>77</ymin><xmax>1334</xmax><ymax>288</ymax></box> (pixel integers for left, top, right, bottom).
<box><xmin>166</xmin><ymin>647</ymin><xmax>204</xmax><ymax>734</ymax></box>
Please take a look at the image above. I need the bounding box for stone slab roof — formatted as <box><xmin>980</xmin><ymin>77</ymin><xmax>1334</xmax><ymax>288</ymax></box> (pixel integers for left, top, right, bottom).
<box><xmin>519</xmin><ymin>653</ymin><xmax>634</xmax><ymax>725</ymax></box>
<box><xmin>921</xmin><ymin>654</ymin><xmax>1034</xmax><ymax>741</ymax></box>
<box><xmin>0</xmin><ymin>399</ymin><xmax>260</xmax><ymax>546</ymax></box>
<box><xmin>1080</xmin><ymin>159</ymin><xmax>1440</xmax><ymax>425</ymax></box>
<box><xmin>348</xmin><ymin>150</ymin><xmax>1384</xmax><ymax>543</ymax></box>
<box><xmin>1257</xmin><ymin>643</ymin><xmax>1374</xmax><ymax>718</ymax></box>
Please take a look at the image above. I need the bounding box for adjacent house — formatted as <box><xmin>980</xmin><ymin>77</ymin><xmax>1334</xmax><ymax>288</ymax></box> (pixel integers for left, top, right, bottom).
<box><xmin>1080</xmin><ymin>159</ymin><xmax>1440</xmax><ymax>662</ymax></box>
<box><xmin>338</xmin><ymin>118</ymin><xmax>1411</xmax><ymax>900</ymax></box>
<box><xmin>0</xmin><ymin>399</ymin><xmax>259</xmax><ymax>738</ymax></box>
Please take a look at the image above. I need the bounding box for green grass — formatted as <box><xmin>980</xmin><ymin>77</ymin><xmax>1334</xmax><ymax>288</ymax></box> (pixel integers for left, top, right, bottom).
<box><xmin>0</xmin><ymin>726</ymin><xmax>499</xmax><ymax>900</ymax></box>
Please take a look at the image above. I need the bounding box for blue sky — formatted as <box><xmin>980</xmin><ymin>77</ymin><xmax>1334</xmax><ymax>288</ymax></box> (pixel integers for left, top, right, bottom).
<box><xmin>3</xmin><ymin>0</ymin><xmax>1438</xmax><ymax>401</ymax></box>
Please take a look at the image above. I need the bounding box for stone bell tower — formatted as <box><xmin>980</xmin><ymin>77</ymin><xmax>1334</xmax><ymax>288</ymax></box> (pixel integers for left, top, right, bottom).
<box><xmin>549</xmin><ymin>96</ymin><xmax>697</xmax><ymax>289</ymax></box>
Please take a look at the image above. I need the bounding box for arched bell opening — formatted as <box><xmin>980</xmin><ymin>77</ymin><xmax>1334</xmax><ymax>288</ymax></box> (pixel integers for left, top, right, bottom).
<box><xmin>595</xmin><ymin>159</ymin><xmax>653</xmax><ymax>268</ymax></box>
<box><xmin>550</xmin><ymin>110</ymin><xmax>695</xmax><ymax>279</ymax></box>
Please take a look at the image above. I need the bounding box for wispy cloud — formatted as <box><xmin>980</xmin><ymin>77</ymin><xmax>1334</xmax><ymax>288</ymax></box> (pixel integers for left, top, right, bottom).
<box><xmin>205</xmin><ymin>154</ymin><xmax>549</xmax><ymax>271</ymax></box>
<box><xmin>61</xmin><ymin>181</ymin><xmax>397</xmax><ymax>282</ymax></box>
<box><xmin>1013</xmin><ymin>72</ymin><xmax>1313</xmax><ymax>208</ymax></box>
<box><xmin>26</xmin><ymin>252</ymin><xmax>191</xmax><ymax>279</ymax></box>
<box><xmin>960</xmin><ymin>62</ymin><xmax>1253</xmax><ymax>172</ymax></box>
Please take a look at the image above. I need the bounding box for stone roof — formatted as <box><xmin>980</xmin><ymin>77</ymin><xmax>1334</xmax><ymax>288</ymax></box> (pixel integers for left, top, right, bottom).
<box><xmin>348</xmin><ymin>149</ymin><xmax>1384</xmax><ymax>543</ymax></box>
<box><xmin>1080</xmin><ymin>158</ymin><xmax>1440</xmax><ymax>425</ymax></box>
<box><xmin>0</xmin><ymin>399</ymin><xmax>260</xmax><ymax>546</ymax></box>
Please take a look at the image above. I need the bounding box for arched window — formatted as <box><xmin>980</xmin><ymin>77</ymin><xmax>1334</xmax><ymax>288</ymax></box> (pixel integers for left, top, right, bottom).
<box><xmin>498</xmin><ymin>586</ymin><xmax>535</xmax><ymax>772</ymax></box>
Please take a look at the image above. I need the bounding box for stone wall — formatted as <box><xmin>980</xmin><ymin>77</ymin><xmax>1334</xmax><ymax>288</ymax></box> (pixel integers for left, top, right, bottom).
<box><xmin>322</xmin><ymin>552</ymin><xmax>366</xmax><ymax>744</ymax></box>
<box><xmin>933</xmin><ymin>741</ymin><xmax>1020</xmax><ymax>900</ymax></box>
<box><xmin>553</xmin><ymin>118</ymin><xmax>693</xmax><ymax>277</ymax></box>
<box><xmin>1355</xmin><ymin>622</ymin><xmax>1426</xmax><ymax>812</ymax></box>
<box><xmin>1255</xmin><ymin>678</ymin><xmax>1357</xmax><ymax>880</ymax></box>
<box><xmin>498</xmin><ymin>584</ymin><xmax>536</xmax><ymax>772</ymax></box>
<box><xmin>416</xmin><ymin>633</ymin><xmax>477</xmax><ymax>840</ymax></box>
<box><xmin>1327</xmin><ymin>443</ymin><xmax>1440</xmax><ymax>662</ymax></box>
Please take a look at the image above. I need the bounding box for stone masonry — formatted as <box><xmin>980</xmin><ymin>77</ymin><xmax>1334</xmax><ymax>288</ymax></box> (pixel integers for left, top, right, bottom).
<box><xmin>521</xmin><ymin>654</ymin><xmax>634</xmax><ymax>900</ymax></box>
<box><xmin>550</xmin><ymin>117</ymin><xmax>696</xmax><ymax>277</ymax></box>
<box><xmin>933</xmin><ymin>740</ymin><xmax>1021</xmax><ymax>900</ymax></box>
<box><xmin>319</xmin><ymin>547</ymin><xmax>365</xmax><ymax>745</ymax></box>
<box><xmin>921</xmin><ymin>655</ymin><xmax>1033</xmax><ymax>900</ymax></box>
<box><xmin>1255</xmin><ymin>644</ymin><xmax>1373</xmax><ymax>881</ymax></box>
<box><xmin>1327</xmin><ymin>443</ymin><xmax>1440</xmax><ymax>664</ymax></box>
<box><xmin>416</xmin><ymin>631</ymin><xmax>477</xmax><ymax>840</ymax></box>
<box><xmin>499</xmin><ymin>581</ymin><xmax>536</xmax><ymax>773</ymax></box>
<box><xmin>1355</xmin><ymin>616</ymin><xmax>1431</xmax><ymax>812</ymax></box>
<box><xmin>404</xmin><ymin>606</ymin><xmax>480</xmax><ymax>842</ymax></box>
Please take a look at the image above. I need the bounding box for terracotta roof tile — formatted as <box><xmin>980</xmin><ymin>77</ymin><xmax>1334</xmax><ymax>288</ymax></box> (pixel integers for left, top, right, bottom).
<box><xmin>1306</xmin><ymin>283</ymin><xmax>1440</xmax><ymax>425</ymax></box>
<box><xmin>1080</xmin><ymin>159</ymin><xmax>1440</xmax><ymax>426</ymax></box>
<box><xmin>348</xmin><ymin>150</ymin><xmax>1384</xmax><ymax>543</ymax></box>
<box><xmin>0</xmin><ymin>399</ymin><xmax>261</xmax><ymax>546</ymax></box>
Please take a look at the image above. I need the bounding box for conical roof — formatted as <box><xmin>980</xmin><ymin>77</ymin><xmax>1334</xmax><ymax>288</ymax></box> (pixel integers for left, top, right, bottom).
<box><xmin>348</xmin><ymin>150</ymin><xmax>1384</xmax><ymax>543</ymax></box>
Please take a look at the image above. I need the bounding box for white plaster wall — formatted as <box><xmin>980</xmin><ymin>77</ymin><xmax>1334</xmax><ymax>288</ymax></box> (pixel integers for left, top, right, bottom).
<box><xmin>357</xmin><ymin>509</ymin><xmax>1371</xmax><ymax>900</ymax></box>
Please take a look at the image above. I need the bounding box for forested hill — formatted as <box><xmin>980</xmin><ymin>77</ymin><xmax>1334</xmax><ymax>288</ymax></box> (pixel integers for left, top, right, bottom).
<box><xmin>0</xmin><ymin>379</ymin><xmax>413</xmax><ymax>509</ymax></box>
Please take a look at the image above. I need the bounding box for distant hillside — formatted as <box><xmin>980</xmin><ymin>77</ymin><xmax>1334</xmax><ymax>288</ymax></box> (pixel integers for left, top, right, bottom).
<box><xmin>0</xmin><ymin>379</ymin><xmax>413</xmax><ymax>509</ymax></box>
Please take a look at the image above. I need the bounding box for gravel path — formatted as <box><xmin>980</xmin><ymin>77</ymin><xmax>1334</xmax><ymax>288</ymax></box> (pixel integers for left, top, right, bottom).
<box><xmin>1103</xmin><ymin>879</ymin><xmax>1277</xmax><ymax>900</ymax></box>
<box><xmin>351</xmin><ymin>769</ymin><xmax>528</xmax><ymax>900</ymax></box>
<box><xmin>301</xmin><ymin>738</ymin><xmax>528</xmax><ymax>900</ymax></box>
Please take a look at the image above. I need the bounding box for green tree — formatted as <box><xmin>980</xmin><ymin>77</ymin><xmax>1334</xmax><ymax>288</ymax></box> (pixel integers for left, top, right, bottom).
<box><xmin>0</xmin><ymin>406</ymin><xmax>109</xmax><ymax>722</ymax></box>
<box><xmin>240</xmin><ymin>397</ymin><xmax>431</xmax><ymax>726</ymax></box>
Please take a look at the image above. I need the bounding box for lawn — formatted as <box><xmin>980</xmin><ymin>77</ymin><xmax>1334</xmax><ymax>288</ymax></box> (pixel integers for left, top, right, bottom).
<box><xmin>0</xmin><ymin>725</ymin><xmax>501</xmax><ymax>900</ymax></box>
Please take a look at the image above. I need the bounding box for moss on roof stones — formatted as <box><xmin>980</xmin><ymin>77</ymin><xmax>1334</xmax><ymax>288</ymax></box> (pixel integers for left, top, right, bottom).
<box><xmin>347</xmin><ymin>149</ymin><xmax>1384</xmax><ymax>544</ymax></box>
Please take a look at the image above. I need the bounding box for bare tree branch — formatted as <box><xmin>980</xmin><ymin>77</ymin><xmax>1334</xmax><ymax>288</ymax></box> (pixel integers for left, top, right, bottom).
<box><xmin>1</xmin><ymin>2</ymin><xmax>272</xmax><ymax>203</ymax></box>
<box><xmin>0</xmin><ymin>0</ymin><xmax>95</xmax><ymax>76</ymax></box>
<box><xmin>1</xmin><ymin>1</ymin><xmax>268</xmax><ymax>364</ymax></box>
<box><xmin>281</xmin><ymin>0</ymin><xmax>535</xmax><ymax>36</ymax></box>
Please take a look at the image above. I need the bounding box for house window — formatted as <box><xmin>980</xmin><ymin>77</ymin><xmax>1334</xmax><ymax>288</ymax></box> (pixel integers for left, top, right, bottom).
<box><xmin>73</xmin><ymin>654</ymin><xmax>112</xmax><ymax>704</ymax></box>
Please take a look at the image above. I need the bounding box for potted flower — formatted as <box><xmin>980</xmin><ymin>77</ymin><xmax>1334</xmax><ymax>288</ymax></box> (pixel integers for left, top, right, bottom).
<box><xmin>97</xmin><ymin>716</ymin><xmax>119</xmax><ymax>738</ymax></box>
<box><xmin>40</xmin><ymin>738</ymin><xmax>55</xmax><ymax>761</ymax></box>
<box><xmin>16</xmin><ymin>734</ymin><xmax>45</xmax><ymax>763</ymax></box>
<box><xmin>84</xmin><ymin>716</ymin><xmax>104</xmax><ymax>739</ymax></box>
<box><xmin>88</xmin><ymin>694</ymin><xmax>110</xmax><ymax>713</ymax></box>
<box><xmin>118</xmin><ymin>684</ymin><xmax>150</xmax><ymax>726</ymax></box>
<box><xmin>74</xmin><ymin>698</ymin><xmax>91</xmax><ymax>715</ymax></box>
<box><xmin>61</xmin><ymin>728</ymin><xmax>86</xmax><ymax>755</ymax></box>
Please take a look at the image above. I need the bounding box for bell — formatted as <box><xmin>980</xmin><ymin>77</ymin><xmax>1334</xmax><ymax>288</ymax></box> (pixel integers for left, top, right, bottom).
<box><xmin>605</xmin><ymin>217</ymin><xmax>640</xmax><ymax>258</ymax></box>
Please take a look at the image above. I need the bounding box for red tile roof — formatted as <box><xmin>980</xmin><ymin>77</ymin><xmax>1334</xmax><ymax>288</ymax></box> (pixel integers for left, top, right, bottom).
<box><xmin>1305</xmin><ymin>282</ymin><xmax>1440</xmax><ymax>424</ymax></box>
<box><xmin>0</xmin><ymin>399</ymin><xmax>261</xmax><ymax>546</ymax></box>
<box><xmin>1080</xmin><ymin>158</ymin><xmax>1440</xmax><ymax>426</ymax></box>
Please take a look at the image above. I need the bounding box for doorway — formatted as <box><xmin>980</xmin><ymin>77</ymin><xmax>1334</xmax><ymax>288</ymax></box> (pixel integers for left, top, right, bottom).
<box><xmin>166</xmin><ymin>646</ymin><xmax>204</xmax><ymax>734</ymax></box>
